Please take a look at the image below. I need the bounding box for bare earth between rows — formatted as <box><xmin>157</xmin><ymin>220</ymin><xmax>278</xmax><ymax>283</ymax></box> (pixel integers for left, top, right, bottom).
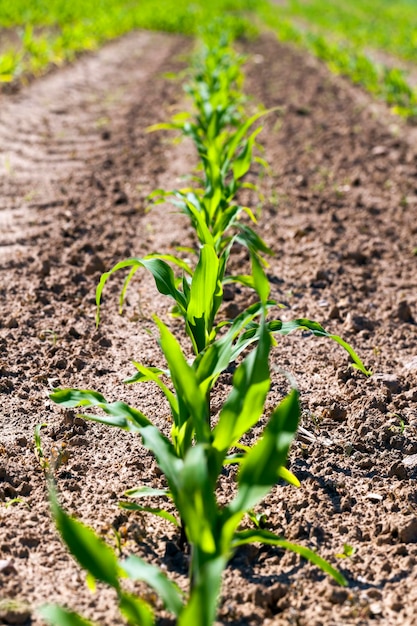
<box><xmin>1</xmin><ymin>29</ymin><xmax>417</xmax><ymax>626</ymax></box>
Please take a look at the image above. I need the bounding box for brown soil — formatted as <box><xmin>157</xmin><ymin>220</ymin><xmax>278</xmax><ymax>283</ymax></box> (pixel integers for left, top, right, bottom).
<box><xmin>1</xmin><ymin>28</ymin><xmax>417</xmax><ymax>626</ymax></box>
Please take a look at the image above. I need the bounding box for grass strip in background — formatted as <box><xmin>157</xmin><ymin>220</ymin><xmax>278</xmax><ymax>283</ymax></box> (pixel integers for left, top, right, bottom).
<box><xmin>256</xmin><ymin>0</ymin><xmax>417</xmax><ymax>119</ymax></box>
<box><xmin>0</xmin><ymin>0</ymin><xmax>259</xmax><ymax>84</ymax></box>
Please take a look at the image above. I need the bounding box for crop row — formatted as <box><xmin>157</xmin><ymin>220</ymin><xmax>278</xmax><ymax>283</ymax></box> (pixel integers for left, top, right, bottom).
<box><xmin>39</xmin><ymin>23</ymin><xmax>369</xmax><ymax>626</ymax></box>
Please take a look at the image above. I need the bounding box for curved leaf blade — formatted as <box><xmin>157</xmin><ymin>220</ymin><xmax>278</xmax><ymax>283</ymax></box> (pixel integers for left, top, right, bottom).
<box><xmin>121</xmin><ymin>555</ymin><xmax>184</xmax><ymax>616</ymax></box>
<box><xmin>232</xmin><ymin>529</ymin><xmax>347</xmax><ymax>586</ymax></box>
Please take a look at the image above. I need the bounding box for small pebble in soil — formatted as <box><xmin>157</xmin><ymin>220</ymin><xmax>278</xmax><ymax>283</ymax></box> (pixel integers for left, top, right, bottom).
<box><xmin>369</xmin><ymin>602</ymin><xmax>383</xmax><ymax>615</ymax></box>
<box><xmin>367</xmin><ymin>492</ymin><xmax>383</xmax><ymax>502</ymax></box>
<box><xmin>84</xmin><ymin>254</ymin><xmax>105</xmax><ymax>275</ymax></box>
<box><xmin>323</xmin><ymin>402</ymin><xmax>347</xmax><ymax>422</ymax></box>
<box><xmin>396</xmin><ymin>300</ymin><xmax>414</xmax><ymax>323</ymax></box>
<box><xmin>6</xmin><ymin>317</ymin><xmax>18</xmax><ymax>329</ymax></box>
<box><xmin>403</xmin><ymin>453</ymin><xmax>417</xmax><ymax>468</ymax></box>
<box><xmin>388</xmin><ymin>461</ymin><xmax>408</xmax><ymax>479</ymax></box>
<box><xmin>344</xmin><ymin>312</ymin><xmax>375</xmax><ymax>332</ymax></box>
<box><xmin>0</xmin><ymin>559</ymin><xmax>17</xmax><ymax>575</ymax></box>
<box><xmin>327</xmin><ymin>588</ymin><xmax>348</xmax><ymax>605</ymax></box>
<box><xmin>398</xmin><ymin>517</ymin><xmax>417</xmax><ymax>543</ymax></box>
<box><xmin>373</xmin><ymin>372</ymin><xmax>401</xmax><ymax>394</ymax></box>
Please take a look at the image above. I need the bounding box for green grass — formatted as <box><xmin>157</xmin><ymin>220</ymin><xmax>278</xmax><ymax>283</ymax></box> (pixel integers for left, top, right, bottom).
<box><xmin>264</xmin><ymin>0</ymin><xmax>417</xmax><ymax>64</ymax></box>
<box><xmin>256</xmin><ymin>0</ymin><xmax>417</xmax><ymax>118</ymax></box>
<box><xmin>0</xmin><ymin>0</ymin><xmax>258</xmax><ymax>82</ymax></box>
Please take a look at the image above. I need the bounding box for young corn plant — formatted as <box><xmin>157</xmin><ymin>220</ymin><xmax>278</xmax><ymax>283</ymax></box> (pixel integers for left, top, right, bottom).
<box><xmin>46</xmin><ymin>275</ymin><xmax>347</xmax><ymax>626</ymax></box>
<box><xmin>148</xmin><ymin>24</ymin><xmax>272</xmax><ymax>259</ymax></box>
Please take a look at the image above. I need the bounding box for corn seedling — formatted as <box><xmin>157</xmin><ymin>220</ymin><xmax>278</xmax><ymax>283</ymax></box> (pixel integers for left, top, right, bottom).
<box><xmin>47</xmin><ymin>307</ymin><xmax>347</xmax><ymax>626</ymax></box>
<box><xmin>148</xmin><ymin>27</ymin><xmax>272</xmax><ymax>258</ymax></box>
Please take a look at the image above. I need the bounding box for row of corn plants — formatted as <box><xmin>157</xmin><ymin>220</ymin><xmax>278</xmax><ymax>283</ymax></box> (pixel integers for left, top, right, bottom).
<box><xmin>40</xmin><ymin>23</ymin><xmax>370</xmax><ymax>626</ymax></box>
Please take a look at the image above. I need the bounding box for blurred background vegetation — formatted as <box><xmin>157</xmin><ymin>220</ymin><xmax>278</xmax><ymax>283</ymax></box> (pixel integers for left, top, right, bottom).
<box><xmin>1</xmin><ymin>0</ymin><xmax>417</xmax><ymax>117</ymax></box>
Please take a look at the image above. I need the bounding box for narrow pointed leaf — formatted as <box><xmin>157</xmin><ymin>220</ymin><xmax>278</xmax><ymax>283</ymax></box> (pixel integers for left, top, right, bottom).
<box><xmin>119</xmin><ymin>503</ymin><xmax>179</xmax><ymax>527</ymax></box>
<box><xmin>213</xmin><ymin>322</ymin><xmax>271</xmax><ymax>455</ymax></box>
<box><xmin>50</xmin><ymin>388</ymin><xmax>106</xmax><ymax>407</ymax></box>
<box><xmin>95</xmin><ymin>257</ymin><xmax>186</xmax><ymax>326</ymax></box>
<box><xmin>276</xmin><ymin>319</ymin><xmax>370</xmax><ymax>375</ymax></box>
<box><xmin>231</xmin><ymin>389</ymin><xmax>300</xmax><ymax>513</ymax></box>
<box><xmin>122</xmin><ymin>555</ymin><xmax>184</xmax><ymax>616</ymax></box>
<box><xmin>49</xmin><ymin>487</ymin><xmax>120</xmax><ymax>590</ymax></box>
<box><xmin>154</xmin><ymin>317</ymin><xmax>210</xmax><ymax>443</ymax></box>
<box><xmin>124</xmin><ymin>362</ymin><xmax>178</xmax><ymax>424</ymax></box>
<box><xmin>232</xmin><ymin>529</ymin><xmax>347</xmax><ymax>586</ymax></box>
<box><xmin>251</xmin><ymin>253</ymin><xmax>270</xmax><ymax>305</ymax></box>
<box><xmin>178</xmin><ymin>556</ymin><xmax>226</xmax><ymax>626</ymax></box>
<box><xmin>118</xmin><ymin>592</ymin><xmax>154</xmax><ymax>626</ymax></box>
<box><xmin>40</xmin><ymin>606</ymin><xmax>97</xmax><ymax>626</ymax></box>
<box><xmin>125</xmin><ymin>486</ymin><xmax>171</xmax><ymax>499</ymax></box>
<box><xmin>187</xmin><ymin>245</ymin><xmax>220</xmax><ymax>352</ymax></box>
<box><xmin>51</xmin><ymin>390</ymin><xmax>152</xmax><ymax>432</ymax></box>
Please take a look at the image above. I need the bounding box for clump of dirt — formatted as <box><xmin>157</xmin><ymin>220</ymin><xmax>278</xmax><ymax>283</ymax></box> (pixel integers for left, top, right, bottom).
<box><xmin>1</xmin><ymin>28</ymin><xmax>417</xmax><ymax>626</ymax></box>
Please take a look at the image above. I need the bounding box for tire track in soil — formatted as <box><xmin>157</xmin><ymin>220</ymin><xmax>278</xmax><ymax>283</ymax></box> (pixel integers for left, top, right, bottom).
<box><xmin>0</xmin><ymin>30</ymin><xmax>192</xmax><ymax>259</ymax></box>
<box><xmin>0</xmin><ymin>28</ymin><xmax>195</xmax><ymax>446</ymax></box>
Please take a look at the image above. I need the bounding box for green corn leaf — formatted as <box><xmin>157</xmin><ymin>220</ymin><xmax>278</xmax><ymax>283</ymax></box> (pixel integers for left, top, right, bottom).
<box><xmin>50</xmin><ymin>388</ymin><xmax>106</xmax><ymax>407</ymax></box>
<box><xmin>146</xmin><ymin>121</ymin><xmax>178</xmax><ymax>132</ymax></box>
<box><xmin>49</xmin><ymin>486</ymin><xmax>121</xmax><ymax>590</ymax></box>
<box><xmin>327</xmin><ymin>333</ymin><xmax>371</xmax><ymax>376</ymax></box>
<box><xmin>231</xmin><ymin>126</ymin><xmax>263</xmax><ymax>180</ymax></box>
<box><xmin>251</xmin><ymin>253</ymin><xmax>270</xmax><ymax>305</ymax></box>
<box><xmin>125</xmin><ymin>486</ymin><xmax>172</xmax><ymax>499</ymax></box>
<box><xmin>154</xmin><ymin>317</ymin><xmax>210</xmax><ymax>444</ymax></box>
<box><xmin>182</xmin><ymin>273</ymin><xmax>191</xmax><ymax>303</ymax></box>
<box><xmin>181</xmin><ymin>194</ymin><xmax>215</xmax><ymax>246</ymax></box>
<box><xmin>95</xmin><ymin>257</ymin><xmax>186</xmax><ymax>326</ymax></box>
<box><xmin>224</xmin><ymin>108</ymin><xmax>272</xmax><ymax>166</ymax></box>
<box><xmin>123</xmin><ymin>364</ymin><xmax>168</xmax><ymax>384</ymax></box>
<box><xmin>76</xmin><ymin>411</ymin><xmax>142</xmax><ymax>433</ymax></box>
<box><xmin>277</xmin><ymin>465</ymin><xmax>301</xmax><ymax>487</ymax></box>
<box><xmin>212</xmin><ymin>203</ymin><xmax>241</xmax><ymax>240</ymax></box>
<box><xmin>187</xmin><ymin>245</ymin><xmax>221</xmax><ymax>353</ymax></box>
<box><xmin>235</xmin><ymin>223</ymin><xmax>273</xmax><ymax>258</ymax></box>
<box><xmin>231</xmin><ymin>389</ymin><xmax>300</xmax><ymax>514</ymax></box>
<box><xmin>232</xmin><ymin>529</ymin><xmax>347</xmax><ymax>586</ymax></box>
<box><xmin>51</xmin><ymin>390</ymin><xmax>152</xmax><ymax>432</ymax></box>
<box><xmin>193</xmin><ymin>335</ymin><xmax>233</xmax><ymax>394</ymax></box>
<box><xmin>118</xmin><ymin>502</ymin><xmax>179</xmax><ymax>527</ymax></box>
<box><xmin>145</xmin><ymin>253</ymin><xmax>193</xmax><ymax>276</ymax></box>
<box><xmin>141</xmin><ymin>258</ymin><xmax>187</xmax><ymax>309</ymax></box>
<box><xmin>124</xmin><ymin>363</ymin><xmax>179</xmax><ymax>425</ymax></box>
<box><xmin>178</xmin><ymin>445</ymin><xmax>219</xmax><ymax>552</ymax></box>
<box><xmin>276</xmin><ymin>319</ymin><xmax>371</xmax><ymax>376</ymax></box>
<box><xmin>213</xmin><ymin>321</ymin><xmax>271</xmax><ymax>456</ymax></box>
<box><xmin>40</xmin><ymin>605</ymin><xmax>97</xmax><ymax>626</ymax></box>
<box><xmin>223</xmin><ymin>274</ymin><xmax>255</xmax><ymax>290</ymax></box>
<box><xmin>122</xmin><ymin>555</ymin><xmax>184</xmax><ymax>616</ymax></box>
<box><xmin>118</xmin><ymin>592</ymin><xmax>154</xmax><ymax>626</ymax></box>
<box><xmin>139</xmin><ymin>425</ymin><xmax>183</xmax><ymax>498</ymax></box>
